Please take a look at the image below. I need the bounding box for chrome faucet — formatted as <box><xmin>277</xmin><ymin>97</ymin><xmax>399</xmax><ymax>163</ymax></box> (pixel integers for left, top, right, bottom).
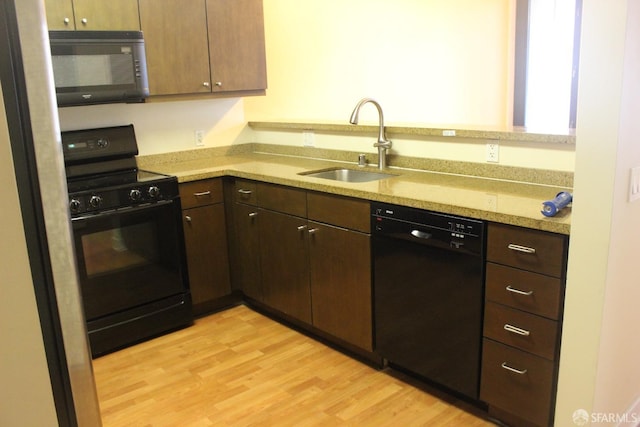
<box><xmin>349</xmin><ymin>98</ymin><xmax>392</xmax><ymax>170</ymax></box>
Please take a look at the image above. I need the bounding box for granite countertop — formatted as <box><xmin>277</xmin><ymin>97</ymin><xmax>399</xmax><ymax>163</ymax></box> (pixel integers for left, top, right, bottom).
<box><xmin>139</xmin><ymin>145</ymin><xmax>571</xmax><ymax>235</ymax></box>
<box><xmin>248</xmin><ymin>121</ymin><xmax>576</xmax><ymax>145</ymax></box>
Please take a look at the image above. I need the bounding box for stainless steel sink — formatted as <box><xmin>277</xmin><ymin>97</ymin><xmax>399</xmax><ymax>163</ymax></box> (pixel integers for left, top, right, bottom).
<box><xmin>299</xmin><ymin>167</ymin><xmax>396</xmax><ymax>183</ymax></box>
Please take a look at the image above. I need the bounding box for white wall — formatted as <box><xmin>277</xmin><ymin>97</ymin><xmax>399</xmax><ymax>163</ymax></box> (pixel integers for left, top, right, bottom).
<box><xmin>591</xmin><ymin>0</ymin><xmax>640</xmax><ymax>421</ymax></box>
<box><xmin>556</xmin><ymin>1</ymin><xmax>640</xmax><ymax>425</ymax></box>
<box><xmin>58</xmin><ymin>0</ymin><xmax>575</xmax><ymax>172</ymax></box>
<box><xmin>57</xmin><ymin>97</ymin><xmax>252</xmax><ymax>155</ymax></box>
<box><xmin>245</xmin><ymin>0</ymin><xmax>514</xmax><ymax>126</ymax></box>
<box><xmin>246</xmin><ymin>0</ymin><xmax>573</xmax><ymax>171</ymax></box>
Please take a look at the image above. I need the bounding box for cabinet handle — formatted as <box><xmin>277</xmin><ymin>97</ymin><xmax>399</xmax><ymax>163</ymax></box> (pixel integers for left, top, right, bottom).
<box><xmin>308</xmin><ymin>228</ymin><xmax>319</xmax><ymax>235</ymax></box>
<box><xmin>237</xmin><ymin>189</ymin><xmax>253</xmax><ymax>195</ymax></box>
<box><xmin>193</xmin><ymin>191</ymin><xmax>211</xmax><ymax>197</ymax></box>
<box><xmin>81</xmin><ymin>18</ymin><xmax>88</xmax><ymax>25</ymax></box>
<box><xmin>63</xmin><ymin>17</ymin><xmax>70</xmax><ymax>25</ymax></box>
<box><xmin>501</xmin><ymin>362</ymin><xmax>528</xmax><ymax>375</ymax></box>
<box><xmin>503</xmin><ymin>323</ymin><xmax>531</xmax><ymax>336</ymax></box>
<box><xmin>203</xmin><ymin>82</ymin><xmax>210</xmax><ymax>87</ymax></box>
<box><xmin>248</xmin><ymin>212</ymin><xmax>258</xmax><ymax>218</ymax></box>
<box><xmin>185</xmin><ymin>215</ymin><xmax>192</xmax><ymax>223</ymax></box>
<box><xmin>214</xmin><ymin>81</ymin><xmax>223</xmax><ymax>87</ymax></box>
<box><xmin>507</xmin><ymin>244</ymin><xmax>536</xmax><ymax>254</ymax></box>
<box><xmin>297</xmin><ymin>225</ymin><xmax>308</xmax><ymax>231</ymax></box>
<box><xmin>506</xmin><ymin>285</ymin><xmax>534</xmax><ymax>296</ymax></box>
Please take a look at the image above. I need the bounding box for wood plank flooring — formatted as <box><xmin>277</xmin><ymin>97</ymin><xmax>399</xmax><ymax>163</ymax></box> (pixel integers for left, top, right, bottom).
<box><xmin>93</xmin><ymin>305</ymin><xmax>495</xmax><ymax>426</ymax></box>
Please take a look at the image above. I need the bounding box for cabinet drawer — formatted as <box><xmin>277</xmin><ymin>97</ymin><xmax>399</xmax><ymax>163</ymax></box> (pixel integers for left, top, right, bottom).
<box><xmin>487</xmin><ymin>223</ymin><xmax>567</xmax><ymax>277</ymax></box>
<box><xmin>480</xmin><ymin>339</ymin><xmax>554</xmax><ymax>427</ymax></box>
<box><xmin>307</xmin><ymin>192</ymin><xmax>370</xmax><ymax>233</ymax></box>
<box><xmin>257</xmin><ymin>182</ymin><xmax>307</xmax><ymax>217</ymax></box>
<box><xmin>486</xmin><ymin>262</ymin><xmax>563</xmax><ymax>320</ymax></box>
<box><xmin>234</xmin><ymin>179</ymin><xmax>258</xmax><ymax>205</ymax></box>
<box><xmin>484</xmin><ymin>302</ymin><xmax>559</xmax><ymax>360</ymax></box>
<box><xmin>179</xmin><ymin>179</ymin><xmax>223</xmax><ymax>209</ymax></box>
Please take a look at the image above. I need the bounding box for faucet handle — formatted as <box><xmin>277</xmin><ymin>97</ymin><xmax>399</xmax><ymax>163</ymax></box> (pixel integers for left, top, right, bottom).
<box><xmin>374</xmin><ymin>140</ymin><xmax>392</xmax><ymax>148</ymax></box>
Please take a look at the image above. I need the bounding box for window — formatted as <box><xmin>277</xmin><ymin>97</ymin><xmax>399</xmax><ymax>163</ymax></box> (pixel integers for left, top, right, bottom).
<box><xmin>513</xmin><ymin>0</ymin><xmax>582</xmax><ymax>129</ymax></box>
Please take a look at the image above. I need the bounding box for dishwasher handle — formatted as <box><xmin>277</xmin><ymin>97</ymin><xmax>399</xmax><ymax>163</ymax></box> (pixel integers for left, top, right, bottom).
<box><xmin>410</xmin><ymin>229</ymin><xmax>432</xmax><ymax>240</ymax></box>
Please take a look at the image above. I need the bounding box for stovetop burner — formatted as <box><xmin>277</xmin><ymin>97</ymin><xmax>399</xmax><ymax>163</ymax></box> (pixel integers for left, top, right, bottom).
<box><xmin>66</xmin><ymin>169</ymin><xmax>172</xmax><ymax>193</ymax></box>
<box><xmin>67</xmin><ymin>169</ymin><xmax>178</xmax><ymax>217</ymax></box>
<box><xmin>62</xmin><ymin>125</ymin><xmax>179</xmax><ymax>217</ymax></box>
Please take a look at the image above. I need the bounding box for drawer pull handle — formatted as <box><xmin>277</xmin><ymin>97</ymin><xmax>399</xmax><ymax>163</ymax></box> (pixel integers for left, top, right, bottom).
<box><xmin>193</xmin><ymin>191</ymin><xmax>211</xmax><ymax>197</ymax></box>
<box><xmin>506</xmin><ymin>285</ymin><xmax>534</xmax><ymax>296</ymax></box>
<box><xmin>501</xmin><ymin>362</ymin><xmax>528</xmax><ymax>375</ymax></box>
<box><xmin>308</xmin><ymin>228</ymin><xmax>319</xmax><ymax>235</ymax></box>
<box><xmin>507</xmin><ymin>244</ymin><xmax>536</xmax><ymax>254</ymax></box>
<box><xmin>504</xmin><ymin>323</ymin><xmax>531</xmax><ymax>336</ymax></box>
<box><xmin>238</xmin><ymin>189</ymin><xmax>253</xmax><ymax>195</ymax></box>
<box><xmin>248</xmin><ymin>212</ymin><xmax>258</xmax><ymax>218</ymax></box>
<box><xmin>297</xmin><ymin>225</ymin><xmax>308</xmax><ymax>231</ymax></box>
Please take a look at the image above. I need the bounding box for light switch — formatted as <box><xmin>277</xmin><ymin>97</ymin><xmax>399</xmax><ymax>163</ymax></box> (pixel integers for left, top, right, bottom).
<box><xmin>630</xmin><ymin>166</ymin><xmax>640</xmax><ymax>202</ymax></box>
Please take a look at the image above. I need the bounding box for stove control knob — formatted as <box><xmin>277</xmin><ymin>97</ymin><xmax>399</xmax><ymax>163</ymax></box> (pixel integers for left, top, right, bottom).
<box><xmin>69</xmin><ymin>199</ymin><xmax>81</xmax><ymax>213</ymax></box>
<box><xmin>89</xmin><ymin>195</ymin><xmax>103</xmax><ymax>209</ymax></box>
<box><xmin>129</xmin><ymin>189</ymin><xmax>142</xmax><ymax>201</ymax></box>
<box><xmin>148</xmin><ymin>186</ymin><xmax>161</xmax><ymax>199</ymax></box>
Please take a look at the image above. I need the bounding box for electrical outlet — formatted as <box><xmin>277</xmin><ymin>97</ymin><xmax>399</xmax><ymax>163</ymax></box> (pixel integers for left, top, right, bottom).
<box><xmin>194</xmin><ymin>130</ymin><xmax>205</xmax><ymax>146</ymax></box>
<box><xmin>486</xmin><ymin>142</ymin><xmax>499</xmax><ymax>163</ymax></box>
<box><xmin>303</xmin><ymin>131</ymin><xmax>315</xmax><ymax>147</ymax></box>
<box><xmin>485</xmin><ymin>194</ymin><xmax>498</xmax><ymax>212</ymax></box>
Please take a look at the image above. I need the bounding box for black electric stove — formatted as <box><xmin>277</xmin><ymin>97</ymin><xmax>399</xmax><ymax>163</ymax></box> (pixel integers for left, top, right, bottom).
<box><xmin>62</xmin><ymin>125</ymin><xmax>192</xmax><ymax>357</ymax></box>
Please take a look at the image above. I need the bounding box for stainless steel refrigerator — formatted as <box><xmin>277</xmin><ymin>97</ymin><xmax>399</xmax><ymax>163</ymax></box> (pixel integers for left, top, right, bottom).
<box><xmin>0</xmin><ymin>0</ymin><xmax>101</xmax><ymax>425</ymax></box>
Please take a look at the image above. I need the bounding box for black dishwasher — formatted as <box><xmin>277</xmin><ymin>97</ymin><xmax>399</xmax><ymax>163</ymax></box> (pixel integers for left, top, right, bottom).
<box><xmin>372</xmin><ymin>202</ymin><xmax>485</xmax><ymax>400</ymax></box>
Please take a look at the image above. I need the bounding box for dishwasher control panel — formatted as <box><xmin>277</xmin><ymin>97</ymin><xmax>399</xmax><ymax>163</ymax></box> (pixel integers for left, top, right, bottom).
<box><xmin>372</xmin><ymin>202</ymin><xmax>485</xmax><ymax>255</ymax></box>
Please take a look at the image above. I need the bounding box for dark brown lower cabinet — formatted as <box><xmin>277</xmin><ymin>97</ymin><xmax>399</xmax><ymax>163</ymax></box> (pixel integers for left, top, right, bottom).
<box><xmin>480</xmin><ymin>339</ymin><xmax>555</xmax><ymax>427</ymax></box>
<box><xmin>308</xmin><ymin>221</ymin><xmax>372</xmax><ymax>351</ymax></box>
<box><xmin>481</xmin><ymin>222</ymin><xmax>569</xmax><ymax>426</ymax></box>
<box><xmin>230</xmin><ymin>180</ymin><xmax>374</xmax><ymax>353</ymax></box>
<box><xmin>258</xmin><ymin>209</ymin><xmax>312</xmax><ymax>324</ymax></box>
<box><xmin>231</xmin><ymin>203</ymin><xmax>262</xmax><ymax>301</ymax></box>
<box><xmin>182</xmin><ymin>202</ymin><xmax>231</xmax><ymax>315</ymax></box>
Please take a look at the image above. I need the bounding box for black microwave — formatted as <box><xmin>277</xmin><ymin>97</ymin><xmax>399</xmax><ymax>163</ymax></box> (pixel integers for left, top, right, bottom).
<box><xmin>49</xmin><ymin>31</ymin><xmax>149</xmax><ymax>107</ymax></box>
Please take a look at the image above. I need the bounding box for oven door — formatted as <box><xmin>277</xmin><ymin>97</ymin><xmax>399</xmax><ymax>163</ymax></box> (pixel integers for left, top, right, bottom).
<box><xmin>72</xmin><ymin>200</ymin><xmax>188</xmax><ymax>321</ymax></box>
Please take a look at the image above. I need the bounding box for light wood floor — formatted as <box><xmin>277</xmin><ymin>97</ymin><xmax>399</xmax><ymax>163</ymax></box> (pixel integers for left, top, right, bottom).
<box><xmin>93</xmin><ymin>305</ymin><xmax>495</xmax><ymax>426</ymax></box>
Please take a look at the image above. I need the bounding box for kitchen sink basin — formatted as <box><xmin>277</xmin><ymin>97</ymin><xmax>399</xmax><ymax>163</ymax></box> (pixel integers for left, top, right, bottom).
<box><xmin>299</xmin><ymin>167</ymin><xmax>396</xmax><ymax>183</ymax></box>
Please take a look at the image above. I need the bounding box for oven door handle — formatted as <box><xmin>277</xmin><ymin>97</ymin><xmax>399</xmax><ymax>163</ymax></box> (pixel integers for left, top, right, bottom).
<box><xmin>71</xmin><ymin>200</ymin><xmax>174</xmax><ymax>223</ymax></box>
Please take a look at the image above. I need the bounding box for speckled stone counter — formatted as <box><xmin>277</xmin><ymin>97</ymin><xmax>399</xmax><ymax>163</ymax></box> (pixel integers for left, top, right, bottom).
<box><xmin>248</xmin><ymin>121</ymin><xmax>576</xmax><ymax>145</ymax></box>
<box><xmin>138</xmin><ymin>144</ymin><xmax>571</xmax><ymax>235</ymax></box>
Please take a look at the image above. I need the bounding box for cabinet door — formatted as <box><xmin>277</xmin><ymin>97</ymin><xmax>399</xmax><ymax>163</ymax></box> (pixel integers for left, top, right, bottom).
<box><xmin>139</xmin><ymin>0</ymin><xmax>212</xmax><ymax>95</ymax></box>
<box><xmin>232</xmin><ymin>203</ymin><xmax>262</xmax><ymax>301</ymax></box>
<box><xmin>206</xmin><ymin>0</ymin><xmax>267</xmax><ymax>92</ymax></box>
<box><xmin>72</xmin><ymin>0</ymin><xmax>140</xmax><ymax>30</ymax></box>
<box><xmin>45</xmin><ymin>0</ymin><xmax>75</xmax><ymax>30</ymax></box>
<box><xmin>308</xmin><ymin>222</ymin><xmax>372</xmax><ymax>351</ymax></box>
<box><xmin>259</xmin><ymin>209</ymin><xmax>311</xmax><ymax>324</ymax></box>
<box><xmin>183</xmin><ymin>203</ymin><xmax>231</xmax><ymax>314</ymax></box>
<box><xmin>46</xmin><ymin>0</ymin><xmax>140</xmax><ymax>30</ymax></box>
